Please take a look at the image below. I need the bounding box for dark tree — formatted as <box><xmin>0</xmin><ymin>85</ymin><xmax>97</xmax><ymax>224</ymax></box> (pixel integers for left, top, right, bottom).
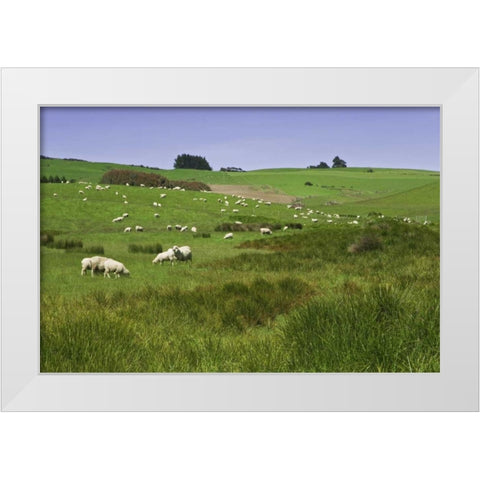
<box><xmin>318</xmin><ymin>162</ymin><xmax>330</xmax><ymax>168</ymax></box>
<box><xmin>173</xmin><ymin>153</ymin><xmax>212</xmax><ymax>171</ymax></box>
<box><xmin>332</xmin><ymin>156</ymin><xmax>347</xmax><ymax>168</ymax></box>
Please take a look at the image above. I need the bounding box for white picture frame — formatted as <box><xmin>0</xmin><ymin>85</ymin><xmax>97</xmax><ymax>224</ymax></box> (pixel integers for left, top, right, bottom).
<box><xmin>1</xmin><ymin>68</ymin><xmax>478</xmax><ymax>411</ymax></box>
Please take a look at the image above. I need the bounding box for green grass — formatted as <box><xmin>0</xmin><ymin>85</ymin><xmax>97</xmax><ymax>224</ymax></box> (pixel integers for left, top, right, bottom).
<box><xmin>40</xmin><ymin>158</ymin><xmax>440</xmax><ymax>372</ymax></box>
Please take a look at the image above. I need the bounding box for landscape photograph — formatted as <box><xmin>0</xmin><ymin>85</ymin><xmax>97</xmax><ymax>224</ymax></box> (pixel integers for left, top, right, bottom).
<box><xmin>40</xmin><ymin>106</ymin><xmax>440</xmax><ymax>373</ymax></box>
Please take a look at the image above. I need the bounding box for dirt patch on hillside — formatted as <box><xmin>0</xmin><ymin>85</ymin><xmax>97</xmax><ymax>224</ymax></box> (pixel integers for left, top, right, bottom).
<box><xmin>208</xmin><ymin>184</ymin><xmax>297</xmax><ymax>204</ymax></box>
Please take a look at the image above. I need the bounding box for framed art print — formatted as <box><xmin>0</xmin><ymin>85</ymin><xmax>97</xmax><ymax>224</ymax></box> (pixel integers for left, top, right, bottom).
<box><xmin>1</xmin><ymin>68</ymin><xmax>478</xmax><ymax>411</ymax></box>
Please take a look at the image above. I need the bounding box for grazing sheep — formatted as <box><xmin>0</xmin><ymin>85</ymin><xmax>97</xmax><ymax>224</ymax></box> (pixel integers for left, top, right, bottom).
<box><xmin>232</xmin><ymin>209</ymin><xmax>239</xmax><ymax>213</ymax></box>
<box><xmin>152</xmin><ymin>248</ymin><xmax>176</xmax><ymax>266</ymax></box>
<box><xmin>191</xmin><ymin>227</ymin><xmax>197</xmax><ymax>233</ymax></box>
<box><xmin>135</xmin><ymin>225</ymin><xmax>144</xmax><ymax>232</ymax></box>
<box><xmin>166</xmin><ymin>225</ymin><xmax>172</xmax><ymax>231</ymax></box>
<box><xmin>154</xmin><ymin>213</ymin><xmax>160</xmax><ymax>218</ymax></box>
<box><xmin>224</xmin><ymin>233</ymin><xmax>233</xmax><ymax>239</ymax></box>
<box><xmin>283</xmin><ymin>226</ymin><xmax>289</xmax><ymax>231</ymax></box>
<box><xmin>260</xmin><ymin>228</ymin><xmax>272</xmax><ymax>235</ymax></box>
<box><xmin>104</xmin><ymin>259</ymin><xmax>130</xmax><ymax>278</ymax></box>
<box><xmin>172</xmin><ymin>245</ymin><xmax>192</xmax><ymax>265</ymax></box>
<box><xmin>80</xmin><ymin>257</ymin><xmax>92</xmax><ymax>276</ymax></box>
<box><xmin>124</xmin><ymin>227</ymin><xmax>132</xmax><ymax>232</ymax></box>
<box><xmin>180</xmin><ymin>226</ymin><xmax>188</xmax><ymax>232</ymax></box>
<box><xmin>160</xmin><ymin>193</ymin><xmax>167</xmax><ymax>198</ymax></box>
<box><xmin>83</xmin><ymin>197</ymin><xmax>88</xmax><ymax>202</ymax></box>
<box><xmin>175</xmin><ymin>225</ymin><xmax>182</xmax><ymax>230</ymax></box>
<box><xmin>122</xmin><ymin>213</ymin><xmax>128</xmax><ymax>217</ymax></box>
<box><xmin>90</xmin><ymin>256</ymin><xmax>108</xmax><ymax>277</ymax></box>
<box><xmin>112</xmin><ymin>216</ymin><xmax>124</xmax><ymax>222</ymax></box>
<box><xmin>78</xmin><ymin>190</ymin><xmax>84</xmax><ymax>195</ymax></box>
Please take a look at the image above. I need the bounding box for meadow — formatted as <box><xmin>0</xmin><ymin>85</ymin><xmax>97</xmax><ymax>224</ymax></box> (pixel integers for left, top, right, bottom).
<box><xmin>40</xmin><ymin>159</ymin><xmax>440</xmax><ymax>372</ymax></box>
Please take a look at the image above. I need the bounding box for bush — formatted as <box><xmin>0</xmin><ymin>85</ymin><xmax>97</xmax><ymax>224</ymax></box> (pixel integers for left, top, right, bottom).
<box><xmin>347</xmin><ymin>235</ymin><xmax>382</xmax><ymax>254</ymax></box>
<box><xmin>128</xmin><ymin>243</ymin><xmax>163</xmax><ymax>254</ymax></box>
<box><xmin>304</xmin><ymin>181</ymin><xmax>313</xmax><ymax>186</ymax></box>
<box><xmin>100</xmin><ymin>169</ymin><xmax>210</xmax><ymax>191</ymax></box>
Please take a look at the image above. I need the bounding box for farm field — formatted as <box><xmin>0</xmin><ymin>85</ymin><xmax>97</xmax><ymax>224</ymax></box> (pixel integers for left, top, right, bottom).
<box><xmin>40</xmin><ymin>158</ymin><xmax>440</xmax><ymax>372</ymax></box>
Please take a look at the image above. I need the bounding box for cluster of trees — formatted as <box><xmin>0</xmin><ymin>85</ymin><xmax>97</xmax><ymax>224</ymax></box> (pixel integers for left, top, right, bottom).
<box><xmin>173</xmin><ymin>154</ymin><xmax>212</xmax><ymax>171</ymax></box>
<box><xmin>100</xmin><ymin>169</ymin><xmax>210</xmax><ymax>191</ymax></box>
<box><xmin>40</xmin><ymin>175</ymin><xmax>75</xmax><ymax>183</ymax></box>
<box><xmin>307</xmin><ymin>156</ymin><xmax>347</xmax><ymax>169</ymax></box>
<box><xmin>220</xmin><ymin>167</ymin><xmax>245</xmax><ymax>172</ymax></box>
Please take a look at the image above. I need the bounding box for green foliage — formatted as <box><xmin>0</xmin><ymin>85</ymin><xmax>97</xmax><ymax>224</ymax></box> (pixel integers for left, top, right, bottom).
<box><xmin>173</xmin><ymin>153</ymin><xmax>212</xmax><ymax>171</ymax></box>
<box><xmin>100</xmin><ymin>169</ymin><xmax>210</xmax><ymax>191</ymax></box>
<box><xmin>39</xmin><ymin>161</ymin><xmax>440</xmax><ymax>372</ymax></box>
<box><xmin>128</xmin><ymin>243</ymin><xmax>163</xmax><ymax>254</ymax></box>
<box><xmin>332</xmin><ymin>155</ymin><xmax>347</xmax><ymax>168</ymax></box>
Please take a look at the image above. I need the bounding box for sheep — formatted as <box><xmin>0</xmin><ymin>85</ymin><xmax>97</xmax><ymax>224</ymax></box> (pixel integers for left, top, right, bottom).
<box><xmin>122</xmin><ymin>213</ymin><xmax>128</xmax><ymax>217</ymax></box>
<box><xmin>180</xmin><ymin>226</ymin><xmax>188</xmax><ymax>232</ymax></box>
<box><xmin>78</xmin><ymin>190</ymin><xmax>84</xmax><ymax>195</ymax></box>
<box><xmin>104</xmin><ymin>259</ymin><xmax>130</xmax><ymax>278</ymax></box>
<box><xmin>154</xmin><ymin>213</ymin><xmax>160</xmax><ymax>218</ymax></box>
<box><xmin>191</xmin><ymin>227</ymin><xmax>197</xmax><ymax>233</ymax></box>
<box><xmin>232</xmin><ymin>209</ymin><xmax>239</xmax><ymax>213</ymax></box>
<box><xmin>260</xmin><ymin>228</ymin><xmax>272</xmax><ymax>235</ymax></box>
<box><xmin>90</xmin><ymin>256</ymin><xmax>108</xmax><ymax>277</ymax></box>
<box><xmin>124</xmin><ymin>227</ymin><xmax>132</xmax><ymax>232</ymax></box>
<box><xmin>172</xmin><ymin>245</ymin><xmax>192</xmax><ymax>265</ymax></box>
<box><xmin>224</xmin><ymin>233</ymin><xmax>233</xmax><ymax>239</ymax></box>
<box><xmin>283</xmin><ymin>226</ymin><xmax>289</xmax><ymax>231</ymax></box>
<box><xmin>152</xmin><ymin>248</ymin><xmax>176</xmax><ymax>266</ymax></box>
<box><xmin>112</xmin><ymin>216</ymin><xmax>123</xmax><ymax>222</ymax></box>
<box><xmin>166</xmin><ymin>225</ymin><xmax>172</xmax><ymax>231</ymax></box>
<box><xmin>83</xmin><ymin>197</ymin><xmax>88</xmax><ymax>202</ymax></box>
<box><xmin>80</xmin><ymin>257</ymin><xmax>92</xmax><ymax>276</ymax></box>
<box><xmin>175</xmin><ymin>225</ymin><xmax>182</xmax><ymax>230</ymax></box>
<box><xmin>135</xmin><ymin>225</ymin><xmax>144</xmax><ymax>232</ymax></box>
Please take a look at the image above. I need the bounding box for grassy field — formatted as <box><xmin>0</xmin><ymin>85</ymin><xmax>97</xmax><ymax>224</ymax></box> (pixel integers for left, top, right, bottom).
<box><xmin>40</xmin><ymin>158</ymin><xmax>440</xmax><ymax>372</ymax></box>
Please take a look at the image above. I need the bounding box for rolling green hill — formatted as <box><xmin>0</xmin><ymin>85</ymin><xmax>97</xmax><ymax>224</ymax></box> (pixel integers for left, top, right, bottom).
<box><xmin>41</xmin><ymin>157</ymin><xmax>440</xmax><ymax>221</ymax></box>
<box><xmin>40</xmin><ymin>157</ymin><xmax>440</xmax><ymax>373</ymax></box>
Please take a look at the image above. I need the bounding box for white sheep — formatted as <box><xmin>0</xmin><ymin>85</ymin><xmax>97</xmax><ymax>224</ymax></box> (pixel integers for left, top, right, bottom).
<box><xmin>154</xmin><ymin>213</ymin><xmax>160</xmax><ymax>218</ymax></box>
<box><xmin>122</xmin><ymin>213</ymin><xmax>128</xmax><ymax>217</ymax></box>
<box><xmin>112</xmin><ymin>216</ymin><xmax>123</xmax><ymax>222</ymax></box>
<box><xmin>172</xmin><ymin>245</ymin><xmax>192</xmax><ymax>265</ymax></box>
<box><xmin>80</xmin><ymin>257</ymin><xmax>92</xmax><ymax>276</ymax></box>
<box><xmin>191</xmin><ymin>227</ymin><xmax>197</xmax><ymax>233</ymax></box>
<box><xmin>83</xmin><ymin>197</ymin><xmax>88</xmax><ymax>202</ymax></box>
<box><xmin>180</xmin><ymin>226</ymin><xmax>188</xmax><ymax>232</ymax></box>
<box><xmin>152</xmin><ymin>248</ymin><xmax>176</xmax><ymax>266</ymax></box>
<box><xmin>224</xmin><ymin>233</ymin><xmax>233</xmax><ymax>239</ymax></box>
<box><xmin>135</xmin><ymin>225</ymin><xmax>144</xmax><ymax>232</ymax></box>
<box><xmin>166</xmin><ymin>225</ymin><xmax>172</xmax><ymax>231</ymax></box>
<box><xmin>89</xmin><ymin>256</ymin><xmax>108</xmax><ymax>277</ymax></box>
<box><xmin>260</xmin><ymin>227</ymin><xmax>272</xmax><ymax>235</ymax></box>
<box><xmin>104</xmin><ymin>259</ymin><xmax>130</xmax><ymax>278</ymax></box>
<box><xmin>124</xmin><ymin>227</ymin><xmax>132</xmax><ymax>232</ymax></box>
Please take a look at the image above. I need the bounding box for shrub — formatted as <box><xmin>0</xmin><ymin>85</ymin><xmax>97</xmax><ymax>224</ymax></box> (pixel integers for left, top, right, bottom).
<box><xmin>348</xmin><ymin>235</ymin><xmax>382</xmax><ymax>254</ymax></box>
<box><xmin>128</xmin><ymin>243</ymin><xmax>163</xmax><ymax>254</ymax></box>
<box><xmin>100</xmin><ymin>169</ymin><xmax>210</xmax><ymax>191</ymax></box>
<box><xmin>304</xmin><ymin>181</ymin><xmax>313</xmax><ymax>186</ymax></box>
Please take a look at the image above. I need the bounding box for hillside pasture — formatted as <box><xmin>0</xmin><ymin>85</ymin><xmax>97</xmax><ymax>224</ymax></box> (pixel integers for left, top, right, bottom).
<box><xmin>40</xmin><ymin>161</ymin><xmax>440</xmax><ymax>372</ymax></box>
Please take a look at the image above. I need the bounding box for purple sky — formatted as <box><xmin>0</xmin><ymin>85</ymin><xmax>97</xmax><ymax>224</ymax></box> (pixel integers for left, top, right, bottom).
<box><xmin>40</xmin><ymin>107</ymin><xmax>440</xmax><ymax>171</ymax></box>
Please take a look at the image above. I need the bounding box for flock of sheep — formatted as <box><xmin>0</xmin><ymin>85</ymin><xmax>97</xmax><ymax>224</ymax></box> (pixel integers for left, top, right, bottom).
<box><xmin>81</xmin><ymin>245</ymin><xmax>192</xmax><ymax>278</ymax></box>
